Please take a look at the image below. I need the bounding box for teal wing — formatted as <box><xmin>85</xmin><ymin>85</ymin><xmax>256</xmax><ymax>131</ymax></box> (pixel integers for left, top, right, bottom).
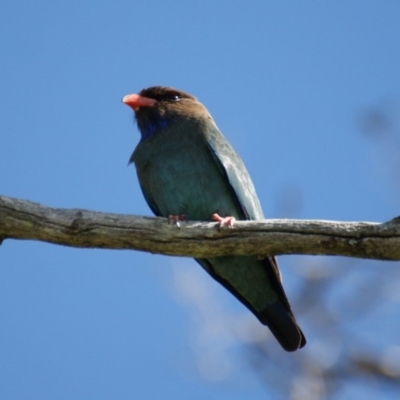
<box><xmin>205</xmin><ymin>123</ymin><xmax>264</xmax><ymax>221</ymax></box>
<box><xmin>199</xmin><ymin>123</ymin><xmax>306</xmax><ymax>351</ymax></box>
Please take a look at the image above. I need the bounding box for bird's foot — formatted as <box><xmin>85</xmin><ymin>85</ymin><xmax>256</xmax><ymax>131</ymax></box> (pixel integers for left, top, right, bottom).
<box><xmin>168</xmin><ymin>214</ymin><xmax>186</xmax><ymax>228</ymax></box>
<box><xmin>211</xmin><ymin>213</ymin><xmax>236</xmax><ymax>229</ymax></box>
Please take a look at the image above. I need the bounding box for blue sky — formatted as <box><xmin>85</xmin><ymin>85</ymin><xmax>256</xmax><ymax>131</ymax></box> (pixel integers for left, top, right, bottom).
<box><xmin>1</xmin><ymin>2</ymin><xmax>400</xmax><ymax>399</ymax></box>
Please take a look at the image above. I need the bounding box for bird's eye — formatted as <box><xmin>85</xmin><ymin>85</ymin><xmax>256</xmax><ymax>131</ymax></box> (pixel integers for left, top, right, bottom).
<box><xmin>165</xmin><ymin>92</ymin><xmax>181</xmax><ymax>102</ymax></box>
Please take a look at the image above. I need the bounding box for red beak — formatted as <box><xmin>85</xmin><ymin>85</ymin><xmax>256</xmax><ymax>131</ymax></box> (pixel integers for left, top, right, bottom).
<box><xmin>122</xmin><ymin>94</ymin><xmax>156</xmax><ymax>111</ymax></box>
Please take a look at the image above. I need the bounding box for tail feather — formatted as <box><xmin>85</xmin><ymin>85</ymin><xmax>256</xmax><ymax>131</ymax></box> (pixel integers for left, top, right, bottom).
<box><xmin>259</xmin><ymin>302</ymin><xmax>306</xmax><ymax>352</ymax></box>
<box><xmin>196</xmin><ymin>257</ymin><xmax>306</xmax><ymax>351</ymax></box>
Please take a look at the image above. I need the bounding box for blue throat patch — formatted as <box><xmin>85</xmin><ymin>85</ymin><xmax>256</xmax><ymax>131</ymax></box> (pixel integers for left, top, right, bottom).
<box><xmin>137</xmin><ymin>116</ymin><xmax>173</xmax><ymax>140</ymax></box>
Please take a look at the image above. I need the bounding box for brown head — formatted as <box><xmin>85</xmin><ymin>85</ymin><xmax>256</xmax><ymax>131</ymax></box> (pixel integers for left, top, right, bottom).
<box><xmin>122</xmin><ymin>86</ymin><xmax>211</xmax><ymax>139</ymax></box>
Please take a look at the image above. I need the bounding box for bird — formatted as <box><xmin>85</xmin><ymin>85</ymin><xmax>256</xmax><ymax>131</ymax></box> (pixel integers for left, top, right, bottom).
<box><xmin>122</xmin><ymin>86</ymin><xmax>306</xmax><ymax>351</ymax></box>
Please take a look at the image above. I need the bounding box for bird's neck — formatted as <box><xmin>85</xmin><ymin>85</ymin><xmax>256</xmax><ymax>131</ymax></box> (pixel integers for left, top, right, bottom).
<box><xmin>138</xmin><ymin>116</ymin><xmax>175</xmax><ymax>141</ymax></box>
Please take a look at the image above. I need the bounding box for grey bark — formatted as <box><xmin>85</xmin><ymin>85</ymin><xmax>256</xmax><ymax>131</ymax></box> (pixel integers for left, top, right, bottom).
<box><xmin>1</xmin><ymin>195</ymin><xmax>400</xmax><ymax>260</ymax></box>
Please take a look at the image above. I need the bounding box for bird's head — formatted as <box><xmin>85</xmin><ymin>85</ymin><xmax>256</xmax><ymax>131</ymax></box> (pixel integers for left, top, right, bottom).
<box><xmin>122</xmin><ymin>86</ymin><xmax>211</xmax><ymax>140</ymax></box>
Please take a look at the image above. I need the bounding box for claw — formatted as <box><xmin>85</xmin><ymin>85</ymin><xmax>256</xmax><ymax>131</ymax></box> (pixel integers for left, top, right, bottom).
<box><xmin>168</xmin><ymin>214</ymin><xmax>186</xmax><ymax>228</ymax></box>
<box><xmin>211</xmin><ymin>213</ymin><xmax>236</xmax><ymax>229</ymax></box>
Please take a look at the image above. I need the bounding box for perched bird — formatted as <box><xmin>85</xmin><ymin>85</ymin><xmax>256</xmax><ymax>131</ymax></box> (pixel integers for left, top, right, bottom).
<box><xmin>122</xmin><ymin>86</ymin><xmax>306</xmax><ymax>351</ymax></box>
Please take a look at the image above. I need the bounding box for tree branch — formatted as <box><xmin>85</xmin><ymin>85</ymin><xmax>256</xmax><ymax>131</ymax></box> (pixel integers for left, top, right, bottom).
<box><xmin>1</xmin><ymin>194</ymin><xmax>400</xmax><ymax>260</ymax></box>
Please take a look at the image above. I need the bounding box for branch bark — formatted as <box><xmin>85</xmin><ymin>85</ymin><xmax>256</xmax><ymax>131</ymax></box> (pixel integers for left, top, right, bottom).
<box><xmin>1</xmin><ymin>194</ymin><xmax>400</xmax><ymax>260</ymax></box>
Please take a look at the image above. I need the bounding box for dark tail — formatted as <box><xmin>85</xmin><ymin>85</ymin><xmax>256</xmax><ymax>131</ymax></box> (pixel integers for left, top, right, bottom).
<box><xmin>259</xmin><ymin>302</ymin><xmax>306</xmax><ymax>352</ymax></box>
<box><xmin>196</xmin><ymin>256</ymin><xmax>306</xmax><ymax>351</ymax></box>
<box><xmin>257</xmin><ymin>256</ymin><xmax>306</xmax><ymax>351</ymax></box>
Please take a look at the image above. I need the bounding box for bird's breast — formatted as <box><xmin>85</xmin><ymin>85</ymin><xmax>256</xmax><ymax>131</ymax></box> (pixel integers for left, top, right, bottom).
<box><xmin>132</xmin><ymin>125</ymin><xmax>240</xmax><ymax>221</ymax></box>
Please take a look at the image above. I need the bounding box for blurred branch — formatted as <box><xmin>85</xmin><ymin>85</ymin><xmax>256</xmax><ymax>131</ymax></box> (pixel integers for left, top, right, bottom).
<box><xmin>351</xmin><ymin>355</ymin><xmax>400</xmax><ymax>383</ymax></box>
<box><xmin>1</xmin><ymin>194</ymin><xmax>400</xmax><ymax>260</ymax></box>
